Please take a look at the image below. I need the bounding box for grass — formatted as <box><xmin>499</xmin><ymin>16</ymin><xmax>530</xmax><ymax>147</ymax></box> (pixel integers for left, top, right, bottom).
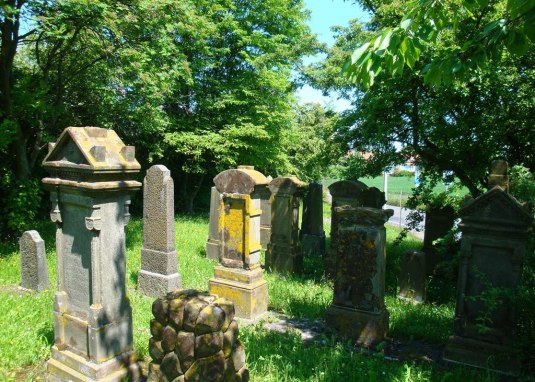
<box><xmin>0</xmin><ymin>210</ymin><xmax>500</xmax><ymax>381</ymax></box>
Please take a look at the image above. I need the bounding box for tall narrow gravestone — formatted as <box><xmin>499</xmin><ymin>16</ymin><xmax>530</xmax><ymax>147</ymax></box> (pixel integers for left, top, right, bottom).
<box><xmin>444</xmin><ymin>162</ymin><xmax>532</xmax><ymax>374</ymax></box>
<box><xmin>208</xmin><ymin>166</ymin><xmax>268</xmax><ymax>321</ymax></box>
<box><xmin>43</xmin><ymin>127</ymin><xmax>141</xmax><ymax>381</ymax></box>
<box><xmin>139</xmin><ymin>165</ymin><xmax>181</xmax><ymax>297</ymax></box>
<box><xmin>19</xmin><ymin>230</ymin><xmax>49</xmax><ymax>292</ymax></box>
<box><xmin>259</xmin><ymin>183</ymin><xmax>272</xmax><ymax>250</ymax></box>
<box><xmin>300</xmin><ymin>182</ymin><xmax>326</xmax><ymax>257</ymax></box>
<box><xmin>206</xmin><ymin>186</ymin><xmax>221</xmax><ymax>260</ymax></box>
<box><xmin>266</xmin><ymin>176</ymin><xmax>307</xmax><ymax>274</ymax></box>
<box><xmin>326</xmin><ymin>205</ymin><xmax>393</xmax><ymax>346</ymax></box>
<box><xmin>398</xmin><ymin>250</ymin><xmax>426</xmax><ymax>304</ymax></box>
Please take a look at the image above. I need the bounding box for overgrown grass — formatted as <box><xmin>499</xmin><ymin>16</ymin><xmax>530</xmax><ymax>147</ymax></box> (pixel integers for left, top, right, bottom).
<box><xmin>0</xmin><ymin>213</ymin><xmax>497</xmax><ymax>381</ymax></box>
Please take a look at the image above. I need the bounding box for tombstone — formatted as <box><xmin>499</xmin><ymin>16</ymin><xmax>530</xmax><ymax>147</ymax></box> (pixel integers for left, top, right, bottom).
<box><xmin>208</xmin><ymin>166</ymin><xmax>268</xmax><ymax>321</ymax></box>
<box><xmin>326</xmin><ymin>205</ymin><xmax>393</xmax><ymax>346</ymax></box>
<box><xmin>206</xmin><ymin>186</ymin><xmax>221</xmax><ymax>260</ymax></box>
<box><xmin>259</xmin><ymin>185</ymin><xmax>272</xmax><ymax>250</ymax></box>
<box><xmin>300</xmin><ymin>182</ymin><xmax>326</xmax><ymax>257</ymax></box>
<box><xmin>444</xmin><ymin>164</ymin><xmax>532</xmax><ymax>374</ymax></box>
<box><xmin>139</xmin><ymin>165</ymin><xmax>182</xmax><ymax>297</ymax></box>
<box><xmin>326</xmin><ymin>180</ymin><xmax>386</xmax><ymax>277</ymax></box>
<box><xmin>266</xmin><ymin>176</ymin><xmax>307</xmax><ymax>274</ymax></box>
<box><xmin>423</xmin><ymin>206</ymin><xmax>455</xmax><ymax>275</ymax></box>
<box><xmin>43</xmin><ymin>127</ymin><xmax>141</xmax><ymax>381</ymax></box>
<box><xmin>398</xmin><ymin>250</ymin><xmax>426</xmax><ymax>304</ymax></box>
<box><xmin>19</xmin><ymin>230</ymin><xmax>49</xmax><ymax>292</ymax></box>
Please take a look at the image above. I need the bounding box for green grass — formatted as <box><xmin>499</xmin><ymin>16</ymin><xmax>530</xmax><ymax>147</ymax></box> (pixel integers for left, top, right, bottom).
<box><xmin>0</xmin><ymin>213</ymin><xmax>499</xmax><ymax>381</ymax></box>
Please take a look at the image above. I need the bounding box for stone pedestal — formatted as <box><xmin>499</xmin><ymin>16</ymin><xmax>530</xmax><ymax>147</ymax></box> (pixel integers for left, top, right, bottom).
<box><xmin>398</xmin><ymin>250</ymin><xmax>426</xmax><ymax>303</ymax></box>
<box><xmin>139</xmin><ymin>165</ymin><xmax>181</xmax><ymax>297</ymax></box>
<box><xmin>208</xmin><ymin>166</ymin><xmax>269</xmax><ymax>321</ymax></box>
<box><xmin>326</xmin><ymin>206</ymin><xmax>393</xmax><ymax>346</ymax></box>
<box><xmin>266</xmin><ymin>176</ymin><xmax>306</xmax><ymax>274</ymax></box>
<box><xmin>300</xmin><ymin>182</ymin><xmax>326</xmax><ymax>257</ymax></box>
<box><xmin>444</xmin><ymin>166</ymin><xmax>532</xmax><ymax>374</ymax></box>
<box><xmin>42</xmin><ymin>127</ymin><xmax>141</xmax><ymax>381</ymax></box>
<box><xmin>19</xmin><ymin>230</ymin><xmax>49</xmax><ymax>292</ymax></box>
<box><xmin>206</xmin><ymin>186</ymin><xmax>221</xmax><ymax>260</ymax></box>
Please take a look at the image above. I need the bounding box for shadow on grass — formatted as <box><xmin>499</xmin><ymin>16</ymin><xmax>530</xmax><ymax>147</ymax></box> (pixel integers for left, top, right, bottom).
<box><xmin>37</xmin><ymin>322</ymin><xmax>54</xmax><ymax>348</ymax></box>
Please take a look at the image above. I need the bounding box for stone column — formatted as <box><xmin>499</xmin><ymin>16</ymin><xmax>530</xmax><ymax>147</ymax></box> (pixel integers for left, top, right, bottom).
<box><xmin>206</xmin><ymin>186</ymin><xmax>222</xmax><ymax>260</ymax></box>
<box><xmin>139</xmin><ymin>165</ymin><xmax>181</xmax><ymax>297</ymax></box>
<box><xmin>326</xmin><ymin>205</ymin><xmax>393</xmax><ymax>346</ymax></box>
<box><xmin>266</xmin><ymin>176</ymin><xmax>306</xmax><ymax>274</ymax></box>
<box><xmin>300</xmin><ymin>182</ymin><xmax>326</xmax><ymax>257</ymax></box>
<box><xmin>398</xmin><ymin>250</ymin><xmax>426</xmax><ymax>303</ymax></box>
<box><xmin>19</xmin><ymin>230</ymin><xmax>49</xmax><ymax>292</ymax></box>
<box><xmin>208</xmin><ymin>166</ymin><xmax>268</xmax><ymax>321</ymax></box>
<box><xmin>43</xmin><ymin>127</ymin><xmax>141</xmax><ymax>382</ymax></box>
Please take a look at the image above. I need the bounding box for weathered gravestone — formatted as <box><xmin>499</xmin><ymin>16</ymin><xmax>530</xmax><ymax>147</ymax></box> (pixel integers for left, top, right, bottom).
<box><xmin>19</xmin><ymin>230</ymin><xmax>49</xmax><ymax>292</ymax></box>
<box><xmin>147</xmin><ymin>289</ymin><xmax>249</xmax><ymax>382</ymax></box>
<box><xmin>444</xmin><ymin>163</ymin><xmax>532</xmax><ymax>374</ymax></box>
<box><xmin>206</xmin><ymin>186</ymin><xmax>221</xmax><ymax>260</ymax></box>
<box><xmin>326</xmin><ymin>205</ymin><xmax>393</xmax><ymax>346</ymax></box>
<box><xmin>139</xmin><ymin>165</ymin><xmax>182</xmax><ymax>297</ymax></box>
<box><xmin>208</xmin><ymin>166</ymin><xmax>268</xmax><ymax>321</ymax></box>
<box><xmin>300</xmin><ymin>182</ymin><xmax>326</xmax><ymax>257</ymax></box>
<box><xmin>259</xmin><ymin>183</ymin><xmax>272</xmax><ymax>250</ymax></box>
<box><xmin>266</xmin><ymin>176</ymin><xmax>307</xmax><ymax>274</ymax></box>
<box><xmin>326</xmin><ymin>180</ymin><xmax>386</xmax><ymax>277</ymax></box>
<box><xmin>43</xmin><ymin>127</ymin><xmax>141</xmax><ymax>381</ymax></box>
<box><xmin>423</xmin><ymin>206</ymin><xmax>455</xmax><ymax>275</ymax></box>
<box><xmin>398</xmin><ymin>250</ymin><xmax>426</xmax><ymax>304</ymax></box>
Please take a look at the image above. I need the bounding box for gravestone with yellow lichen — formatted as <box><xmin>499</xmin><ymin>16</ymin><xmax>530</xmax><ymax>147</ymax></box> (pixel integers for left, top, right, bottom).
<box><xmin>208</xmin><ymin>166</ymin><xmax>269</xmax><ymax>321</ymax></box>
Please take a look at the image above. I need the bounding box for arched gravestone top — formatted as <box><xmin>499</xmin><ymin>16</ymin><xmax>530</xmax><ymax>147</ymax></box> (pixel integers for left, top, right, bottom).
<box><xmin>328</xmin><ymin>180</ymin><xmax>386</xmax><ymax>209</ymax></box>
<box><xmin>214</xmin><ymin>166</ymin><xmax>268</xmax><ymax>194</ymax></box>
<box><xmin>269</xmin><ymin>176</ymin><xmax>307</xmax><ymax>194</ymax></box>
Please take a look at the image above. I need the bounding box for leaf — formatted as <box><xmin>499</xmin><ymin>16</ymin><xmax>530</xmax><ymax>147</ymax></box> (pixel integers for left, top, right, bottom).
<box><xmin>505</xmin><ymin>29</ymin><xmax>530</xmax><ymax>55</ymax></box>
<box><xmin>351</xmin><ymin>42</ymin><xmax>371</xmax><ymax>64</ymax></box>
<box><xmin>400</xmin><ymin>19</ymin><xmax>412</xmax><ymax>30</ymax></box>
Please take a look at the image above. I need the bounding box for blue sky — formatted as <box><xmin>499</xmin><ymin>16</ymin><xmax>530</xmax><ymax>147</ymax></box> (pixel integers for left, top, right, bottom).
<box><xmin>296</xmin><ymin>0</ymin><xmax>369</xmax><ymax>111</ymax></box>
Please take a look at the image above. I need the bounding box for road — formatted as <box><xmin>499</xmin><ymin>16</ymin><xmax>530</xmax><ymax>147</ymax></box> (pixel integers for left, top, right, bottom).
<box><xmin>385</xmin><ymin>204</ymin><xmax>425</xmax><ymax>240</ymax></box>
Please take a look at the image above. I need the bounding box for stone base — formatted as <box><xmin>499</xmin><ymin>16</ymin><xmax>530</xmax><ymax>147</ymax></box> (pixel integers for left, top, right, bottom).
<box><xmin>47</xmin><ymin>346</ymin><xmax>137</xmax><ymax>382</ymax></box>
<box><xmin>138</xmin><ymin>270</ymin><xmax>181</xmax><ymax>298</ymax></box>
<box><xmin>326</xmin><ymin>304</ymin><xmax>389</xmax><ymax>347</ymax></box>
<box><xmin>443</xmin><ymin>335</ymin><xmax>519</xmax><ymax>375</ymax></box>
<box><xmin>266</xmin><ymin>243</ymin><xmax>303</xmax><ymax>275</ymax></box>
<box><xmin>301</xmin><ymin>233</ymin><xmax>325</xmax><ymax>257</ymax></box>
<box><xmin>209</xmin><ymin>266</ymin><xmax>268</xmax><ymax>321</ymax></box>
<box><xmin>205</xmin><ymin>239</ymin><xmax>220</xmax><ymax>260</ymax></box>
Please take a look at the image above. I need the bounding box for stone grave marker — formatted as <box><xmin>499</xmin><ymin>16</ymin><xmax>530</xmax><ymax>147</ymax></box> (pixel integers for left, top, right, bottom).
<box><xmin>423</xmin><ymin>205</ymin><xmax>455</xmax><ymax>275</ymax></box>
<box><xmin>326</xmin><ymin>205</ymin><xmax>393</xmax><ymax>346</ymax></box>
<box><xmin>259</xmin><ymin>183</ymin><xmax>272</xmax><ymax>250</ymax></box>
<box><xmin>139</xmin><ymin>164</ymin><xmax>182</xmax><ymax>297</ymax></box>
<box><xmin>266</xmin><ymin>176</ymin><xmax>307</xmax><ymax>274</ymax></box>
<box><xmin>398</xmin><ymin>250</ymin><xmax>426</xmax><ymax>304</ymax></box>
<box><xmin>208</xmin><ymin>166</ymin><xmax>268</xmax><ymax>321</ymax></box>
<box><xmin>43</xmin><ymin>127</ymin><xmax>141</xmax><ymax>381</ymax></box>
<box><xmin>205</xmin><ymin>186</ymin><xmax>221</xmax><ymax>260</ymax></box>
<box><xmin>19</xmin><ymin>230</ymin><xmax>49</xmax><ymax>292</ymax></box>
<box><xmin>444</xmin><ymin>162</ymin><xmax>532</xmax><ymax>374</ymax></box>
<box><xmin>300</xmin><ymin>182</ymin><xmax>326</xmax><ymax>257</ymax></box>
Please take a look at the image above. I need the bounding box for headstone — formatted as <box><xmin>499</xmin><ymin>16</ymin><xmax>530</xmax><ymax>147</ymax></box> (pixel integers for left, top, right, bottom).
<box><xmin>19</xmin><ymin>230</ymin><xmax>49</xmax><ymax>292</ymax></box>
<box><xmin>139</xmin><ymin>165</ymin><xmax>182</xmax><ymax>297</ymax></box>
<box><xmin>206</xmin><ymin>186</ymin><xmax>221</xmax><ymax>260</ymax></box>
<box><xmin>423</xmin><ymin>205</ymin><xmax>455</xmax><ymax>275</ymax></box>
<box><xmin>327</xmin><ymin>206</ymin><xmax>394</xmax><ymax>346</ymax></box>
<box><xmin>259</xmin><ymin>185</ymin><xmax>272</xmax><ymax>250</ymax></box>
<box><xmin>147</xmin><ymin>289</ymin><xmax>249</xmax><ymax>382</ymax></box>
<box><xmin>208</xmin><ymin>166</ymin><xmax>268</xmax><ymax>321</ymax></box>
<box><xmin>266</xmin><ymin>176</ymin><xmax>307</xmax><ymax>274</ymax></box>
<box><xmin>326</xmin><ymin>180</ymin><xmax>386</xmax><ymax>277</ymax></box>
<box><xmin>444</xmin><ymin>165</ymin><xmax>532</xmax><ymax>373</ymax></box>
<box><xmin>300</xmin><ymin>182</ymin><xmax>326</xmax><ymax>257</ymax></box>
<box><xmin>43</xmin><ymin>127</ymin><xmax>141</xmax><ymax>381</ymax></box>
<box><xmin>326</xmin><ymin>206</ymin><xmax>393</xmax><ymax>346</ymax></box>
<box><xmin>398</xmin><ymin>250</ymin><xmax>426</xmax><ymax>304</ymax></box>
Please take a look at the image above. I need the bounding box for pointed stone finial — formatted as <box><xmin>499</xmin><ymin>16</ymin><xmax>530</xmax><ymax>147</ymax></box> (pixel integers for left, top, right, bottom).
<box><xmin>488</xmin><ymin>159</ymin><xmax>509</xmax><ymax>192</ymax></box>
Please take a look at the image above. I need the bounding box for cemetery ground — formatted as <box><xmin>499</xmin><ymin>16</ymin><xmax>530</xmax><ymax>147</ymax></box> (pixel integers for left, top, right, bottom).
<box><xmin>0</xmin><ymin>210</ymin><xmax>508</xmax><ymax>381</ymax></box>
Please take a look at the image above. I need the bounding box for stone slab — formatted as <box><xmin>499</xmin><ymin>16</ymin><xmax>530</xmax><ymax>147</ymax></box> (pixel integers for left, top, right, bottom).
<box><xmin>301</xmin><ymin>233</ymin><xmax>325</xmax><ymax>258</ymax></box>
<box><xmin>398</xmin><ymin>250</ymin><xmax>426</xmax><ymax>304</ymax></box>
<box><xmin>19</xmin><ymin>230</ymin><xmax>49</xmax><ymax>292</ymax></box>
<box><xmin>138</xmin><ymin>270</ymin><xmax>182</xmax><ymax>299</ymax></box>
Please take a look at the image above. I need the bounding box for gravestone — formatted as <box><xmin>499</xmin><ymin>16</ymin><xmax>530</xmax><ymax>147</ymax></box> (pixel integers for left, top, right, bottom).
<box><xmin>19</xmin><ymin>230</ymin><xmax>49</xmax><ymax>292</ymax></box>
<box><xmin>300</xmin><ymin>182</ymin><xmax>326</xmax><ymax>257</ymax></box>
<box><xmin>326</xmin><ymin>180</ymin><xmax>386</xmax><ymax>277</ymax></box>
<box><xmin>398</xmin><ymin>250</ymin><xmax>426</xmax><ymax>304</ymax></box>
<box><xmin>208</xmin><ymin>166</ymin><xmax>268</xmax><ymax>321</ymax></box>
<box><xmin>326</xmin><ymin>206</ymin><xmax>393</xmax><ymax>346</ymax></box>
<box><xmin>139</xmin><ymin>165</ymin><xmax>182</xmax><ymax>297</ymax></box>
<box><xmin>43</xmin><ymin>127</ymin><xmax>141</xmax><ymax>381</ymax></box>
<box><xmin>206</xmin><ymin>186</ymin><xmax>221</xmax><ymax>260</ymax></box>
<box><xmin>444</xmin><ymin>163</ymin><xmax>532</xmax><ymax>374</ymax></box>
<box><xmin>423</xmin><ymin>206</ymin><xmax>455</xmax><ymax>275</ymax></box>
<box><xmin>266</xmin><ymin>176</ymin><xmax>307</xmax><ymax>274</ymax></box>
<box><xmin>259</xmin><ymin>185</ymin><xmax>272</xmax><ymax>250</ymax></box>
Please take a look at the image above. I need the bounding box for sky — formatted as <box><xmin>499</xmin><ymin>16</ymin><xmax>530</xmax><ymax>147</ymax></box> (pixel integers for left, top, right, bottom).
<box><xmin>296</xmin><ymin>0</ymin><xmax>370</xmax><ymax>111</ymax></box>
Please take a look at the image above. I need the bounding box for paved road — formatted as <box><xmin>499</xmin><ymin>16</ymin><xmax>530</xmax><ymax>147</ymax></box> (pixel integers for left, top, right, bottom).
<box><xmin>385</xmin><ymin>204</ymin><xmax>425</xmax><ymax>240</ymax></box>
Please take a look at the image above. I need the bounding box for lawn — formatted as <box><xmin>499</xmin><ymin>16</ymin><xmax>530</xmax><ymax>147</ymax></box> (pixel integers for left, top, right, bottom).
<box><xmin>0</xmin><ymin>212</ymin><xmax>499</xmax><ymax>381</ymax></box>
